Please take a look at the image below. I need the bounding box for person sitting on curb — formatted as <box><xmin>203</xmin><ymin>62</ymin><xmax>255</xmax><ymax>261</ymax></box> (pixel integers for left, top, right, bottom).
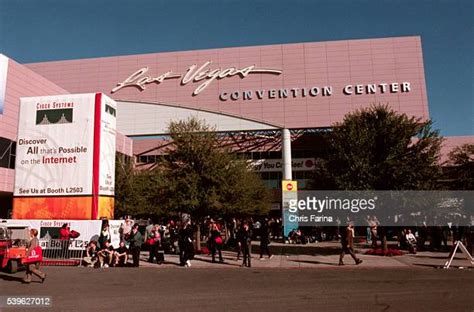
<box><xmin>83</xmin><ymin>241</ymin><xmax>99</xmax><ymax>268</ymax></box>
<box><xmin>339</xmin><ymin>222</ymin><xmax>363</xmax><ymax>266</ymax></box>
<box><xmin>114</xmin><ymin>241</ymin><xmax>129</xmax><ymax>267</ymax></box>
<box><xmin>98</xmin><ymin>241</ymin><xmax>114</xmax><ymax>268</ymax></box>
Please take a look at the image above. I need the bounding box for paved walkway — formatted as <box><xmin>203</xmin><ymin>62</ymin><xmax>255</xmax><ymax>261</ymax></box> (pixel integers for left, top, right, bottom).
<box><xmin>137</xmin><ymin>241</ymin><xmax>473</xmax><ymax>269</ymax></box>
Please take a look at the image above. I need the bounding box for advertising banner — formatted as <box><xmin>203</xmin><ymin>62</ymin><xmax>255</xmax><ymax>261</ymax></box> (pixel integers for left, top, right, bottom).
<box><xmin>13</xmin><ymin>93</ymin><xmax>117</xmax><ymax>220</ymax></box>
<box><xmin>108</xmin><ymin>220</ymin><xmax>125</xmax><ymax>248</ymax></box>
<box><xmin>98</xmin><ymin>96</ymin><xmax>117</xmax><ymax>196</ymax></box>
<box><xmin>14</xmin><ymin>93</ymin><xmax>96</xmax><ymax>197</ymax></box>
<box><xmin>6</xmin><ymin>219</ymin><xmax>126</xmax><ymax>250</ymax></box>
<box><xmin>6</xmin><ymin>219</ymin><xmax>102</xmax><ymax>250</ymax></box>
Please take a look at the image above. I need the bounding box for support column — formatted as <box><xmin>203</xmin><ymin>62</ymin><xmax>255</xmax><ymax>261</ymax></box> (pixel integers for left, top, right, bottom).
<box><xmin>282</xmin><ymin>128</ymin><xmax>292</xmax><ymax>180</ymax></box>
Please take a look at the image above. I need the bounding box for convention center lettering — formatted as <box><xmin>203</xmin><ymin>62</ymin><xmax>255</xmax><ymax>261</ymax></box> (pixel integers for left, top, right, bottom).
<box><xmin>111</xmin><ymin>61</ymin><xmax>282</xmax><ymax>96</ymax></box>
<box><xmin>111</xmin><ymin>60</ymin><xmax>412</xmax><ymax>100</ymax></box>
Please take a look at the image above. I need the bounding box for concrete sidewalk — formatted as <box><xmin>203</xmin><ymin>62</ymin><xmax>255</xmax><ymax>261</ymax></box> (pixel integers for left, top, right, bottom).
<box><xmin>137</xmin><ymin>241</ymin><xmax>473</xmax><ymax>269</ymax></box>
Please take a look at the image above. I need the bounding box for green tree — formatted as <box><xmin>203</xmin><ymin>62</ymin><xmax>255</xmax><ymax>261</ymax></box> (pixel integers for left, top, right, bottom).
<box><xmin>114</xmin><ymin>154</ymin><xmax>166</xmax><ymax>218</ymax></box>
<box><xmin>310</xmin><ymin>105</ymin><xmax>443</xmax><ymax>190</ymax></box>
<box><xmin>163</xmin><ymin>117</ymin><xmax>270</xmax><ymax>218</ymax></box>
<box><xmin>162</xmin><ymin>117</ymin><xmax>270</xmax><ymax>248</ymax></box>
<box><xmin>220</xmin><ymin>157</ymin><xmax>271</xmax><ymax>217</ymax></box>
<box><xmin>446</xmin><ymin>143</ymin><xmax>474</xmax><ymax>190</ymax></box>
<box><xmin>114</xmin><ymin>154</ymin><xmax>136</xmax><ymax>217</ymax></box>
<box><xmin>309</xmin><ymin>105</ymin><xmax>443</xmax><ymax>252</ymax></box>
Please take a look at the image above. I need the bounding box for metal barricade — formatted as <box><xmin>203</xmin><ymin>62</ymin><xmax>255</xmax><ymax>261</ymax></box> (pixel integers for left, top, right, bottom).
<box><xmin>40</xmin><ymin>239</ymin><xmax>84</xmax><ymax>266</ymax></box>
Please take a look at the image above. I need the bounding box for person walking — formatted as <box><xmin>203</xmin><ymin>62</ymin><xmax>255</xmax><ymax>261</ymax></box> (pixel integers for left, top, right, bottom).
<box><xmin>236</xmin><ymin>220</ymin><xmax>242</xmax><ymax>261</ymax></box>
<box><xmin>155</xmin><ymin>225</ymin><xmax>165</xmax><ymax>265</ymax></box>
<box><xmin>209</xmin><ymin>223</ymin><xmax>224</xmax><ymax>263</ymax></box>
<box><xmin>369</xmin><ymin>216</ymin><xmax>379</xmax><ymax>250</ymax></box>
<box><xmin>128</xmin><ymin>223</ymin><xmax>143</xmax><ymax>267</ymax></box>
<box><xmin>259</xmin><ymin>219</ymin><xmax>273</xmax><ymax>260</ymax></box>
<box><xmin>237</xmin><ymin>222</ymin><xmax>252</xmax><ymax>267</ymax></box>
<box><xmin>23</xmin><ymin>229</ymin><xmax>46</xmax><ymax>283</ymax></box>
<box><xmin>178</xmin><ymin>220</ymin><xmax>194</xmax><ymax>267</ymax></box>
<box><xmin>339</xmin><ymin>222</ymin><xmax>363</xmax><ymax>266</ymax></box>
<box><xmin>146</xmin><ymin>225</ymin><xmax>159</xmax><ymax>263</ymax></box>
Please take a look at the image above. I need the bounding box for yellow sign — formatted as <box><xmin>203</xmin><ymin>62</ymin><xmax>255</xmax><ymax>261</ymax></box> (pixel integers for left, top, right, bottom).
<box><xmin>282</xmin><ymin>180</ymin><xmax>297</xmax><ymax>192</ymax></box>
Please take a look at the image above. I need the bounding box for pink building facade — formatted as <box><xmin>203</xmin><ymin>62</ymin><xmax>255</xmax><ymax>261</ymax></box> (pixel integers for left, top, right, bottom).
<box><xmin>0</xmin><ymin>36</ymin><xmax>472</xmax><ymax>217</ymax></box>
<box><xmin>27</xmin><ymin>36</ymin><xmax>429</xmax><ymax>133</ymax></box>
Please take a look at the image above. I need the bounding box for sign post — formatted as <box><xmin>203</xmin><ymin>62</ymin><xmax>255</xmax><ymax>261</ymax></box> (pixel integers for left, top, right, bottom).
<box><xmin>282</xmin><ymin>180</ymin><xmax>298</xmax><ymax>241</ymax></box>
<box><xmin>444</xmin><ymin>241</ymin><xmax>474</xmax><ymax>269</ymax></box>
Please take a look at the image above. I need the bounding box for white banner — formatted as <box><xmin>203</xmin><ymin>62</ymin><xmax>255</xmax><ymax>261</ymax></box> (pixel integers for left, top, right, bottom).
<box><xmin>14</xmin><ymin>94</ymin><xmax>96</xmax><ymax>196</ymax></box>
<box><xmin>98</xmin><ymin>96</ymin><xmax>117</xmax><ymax>196</ymax></box>
<box><xmin>6</xmin><ymin>219</ymin><xmax>102</xmax><ymax>250</ymax></box>
<box><xmin>108</xmin><ymin>220</ymin><xmax>125</xmax><ymax>248</ymax></box>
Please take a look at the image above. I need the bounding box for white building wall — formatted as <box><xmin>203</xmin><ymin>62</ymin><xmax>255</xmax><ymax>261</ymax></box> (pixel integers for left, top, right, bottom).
<box><xmin>116</xmin><ymin>101</ymin><xmax>279</xmax><ymax>136</ymax></box>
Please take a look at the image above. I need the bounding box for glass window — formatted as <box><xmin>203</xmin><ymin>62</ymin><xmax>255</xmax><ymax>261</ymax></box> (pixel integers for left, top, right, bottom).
<box><xmin>0</xmin><ymin>138</ymin><xmax>14</xmax><ymax>169</ymax></box>
<box><xmin>268</xmin><ymin>151</ymin><xmax>281</xmax><ymax>159</ymax></box>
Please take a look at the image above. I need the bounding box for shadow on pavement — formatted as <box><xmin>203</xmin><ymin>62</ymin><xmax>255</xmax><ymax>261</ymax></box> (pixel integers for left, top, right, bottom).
<box><xmin>251</xmin><ymin>245</ymin><xmax>342</xmax><ymax>256</ymax></box>
<box><xmin>412</xmin><ymin>263</ymin><xmax>445</xmax><ymax>269</ymax></box>
<box><xmin>290</xmin><ymin>259</ymin><xmax>339</xmax><ymax>266</ymax></box>
<box><xmin>193</xmin><ymin>256</ymin><xmax>242</xmax><ymax>267</ymax></box>
<box><xmin>409</xmin><ymin>254</ymin><xmax>454</xmax><ymax>260</ymax></box>
<box><xmin>0</xmin><ymin>272</ymin><xmax>26</xmax><ymax>283</ymax></box>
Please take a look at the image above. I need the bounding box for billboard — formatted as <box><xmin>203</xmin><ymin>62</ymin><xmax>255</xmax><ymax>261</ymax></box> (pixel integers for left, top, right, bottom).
<box><xmin>13</xmin><ymin>93</ymin><xmax>117</xmax><ymax>219</ymax></box>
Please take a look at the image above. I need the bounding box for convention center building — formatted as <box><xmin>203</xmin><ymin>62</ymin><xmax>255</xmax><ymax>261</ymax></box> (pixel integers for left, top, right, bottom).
<box><xmin>0</xmin><ymin>36</ymin><xmax>472</xmax><ymax>217</ymax></box>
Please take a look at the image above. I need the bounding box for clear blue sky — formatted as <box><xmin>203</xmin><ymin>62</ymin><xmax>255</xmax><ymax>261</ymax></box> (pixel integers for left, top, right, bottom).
<box><xmin>0</xmin><ymin>0</ymin><xmax>472</xmax><ymax>136</ymax></box>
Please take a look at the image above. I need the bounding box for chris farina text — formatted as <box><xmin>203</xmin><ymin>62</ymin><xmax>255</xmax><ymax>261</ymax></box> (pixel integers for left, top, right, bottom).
<box><xmin>288</xmin><ymin>196</ymin><xmax>377</xmax><ymax>214</ymax></box>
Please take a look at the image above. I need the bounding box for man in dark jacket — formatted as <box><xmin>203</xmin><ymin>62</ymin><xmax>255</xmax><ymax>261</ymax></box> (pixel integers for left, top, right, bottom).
<box><xmin>128</xmin><ymin>223</ymin><xmax>143</xmax><ymax>267</ymax></box>
<box><xmin>237</xmin><ymin>222</ymin><xmax>252</xmax><ymax>267</ymax></box>
<box><xmin>259</xmin><ymin>219</ymin><xmax>273</xmax><ymax>260</ymax></box>
<box><xmin>178</xmin><ymin>221</ymin><xmax>194</xmax><ymax>267</ymax></box>
<box><xmin>339</xmin><ymin>222</ymin><xmax>363</xmax><ymax>265</ymax></box>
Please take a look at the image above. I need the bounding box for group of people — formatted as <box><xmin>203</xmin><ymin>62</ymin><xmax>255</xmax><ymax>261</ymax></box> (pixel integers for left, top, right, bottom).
<box><xmin>141</xmin><ymin>217</ymin><xmax>274</xmax><ymax>268</ymax></box>
<box><xmin>205</xmin><ymin>218</ymin><xmax>273</xmax><ymax>267</ymax></box>
<box><xmin>83</xmin><ymin>220</ymin><xmax>143</xmax><ymax>268</ymax></box>
<box><xmin>143</xmin><ymin>219</ymin><xmax>195</xmax><ymax>267</ymax></box>
<box><xmin>82</xmin><ymin>218</ymin><xmax>197</xmax><ymax>268</ymax></box>
<box><xmin>79</xmin><ymin>216</ymin><xmax>472</xmax><ymax>270</ymax></box>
